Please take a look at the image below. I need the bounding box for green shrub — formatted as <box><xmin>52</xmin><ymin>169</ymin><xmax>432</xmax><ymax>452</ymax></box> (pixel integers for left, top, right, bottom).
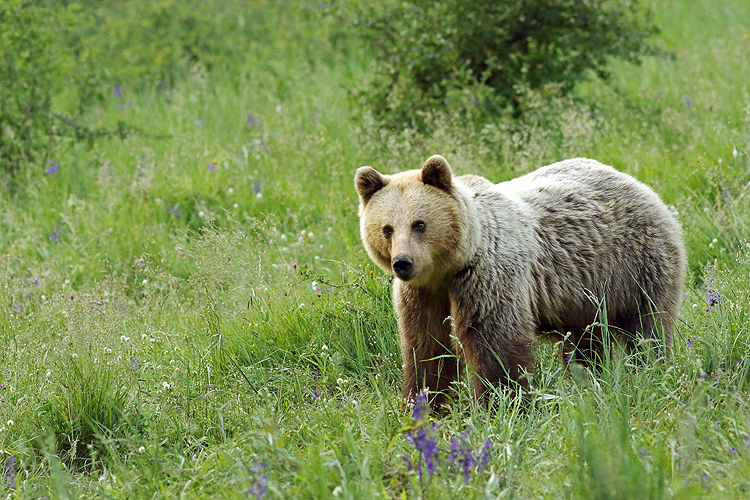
<box><xmin>344</xmin><ymin>0</ymin><xmax>660</xmax><ymax>129</ymax></box>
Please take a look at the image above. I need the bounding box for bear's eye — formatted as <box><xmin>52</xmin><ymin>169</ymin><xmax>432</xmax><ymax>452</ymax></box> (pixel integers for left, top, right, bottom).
<box><xmin>383</xmin><ymin>225</ymin><xmax>393</xmax><ymax>238</ymax></box>
<box><xmin>412</xmin><ymin>221</ymin><xmax>426</xmax><ymax>233</ymax></box>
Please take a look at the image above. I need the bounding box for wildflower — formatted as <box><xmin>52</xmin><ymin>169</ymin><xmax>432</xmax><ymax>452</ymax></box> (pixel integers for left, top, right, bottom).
<box><xmin>477</xmin><ymin>439</ymin><xmax>493</xmax><ymax>470</ymax></box>
<box><xmin>168</xmin><ymin>204</ymin><xmax>181</xmax><ymax>217</ymax></box>
<box><xmin>411</xmin><ymin>389</ymin><xmax>430</xmax><ymax>422</ymax></box>
<box><xmin>682</xmin><ymin>96</ymin><xmax>692</xmax><ymax>106</ymax></box>
<box><xmin>733</xmin><ymin>147</ymin><xmax>739</xmax><ymax>158</ymax></box>
<box><xmin>252</xmin><ymin>181</ymin><xmax>262</xmax><ymax>196</ymax></box>
<box><xmin>195</xmin><ymin>119</ymin><xmax>205</xmax><ymax>127</ymax></box>
<box><xmin>247</xmin><ymin>113</ymin><xmax>260</xmax><ymax>126</ymax></box>
<box><xmin>312</xmin><ymin>392</ymin><xmax>319</xmax><ymax>400</ymax></box>
<box><xmin>706</xmin><ymin>289</ymin><xmax>721</xmax><ymax>311</ymax></box>
<box><xmin>207</xmin><ymin>162</ymin><xmax>217</xmax><ymax>171</ymax></box>
<box><xmin>700</xmin><ymin>373</ymin><xmax>708</xmax><ymax>380</ymax></box>
<box><xmin>731</xmin><ymin>447</ymin><xmax>737</xmax><ymax>456</ymax></box>
<box><xmin>321</xmin><ymin>345</ymin><xmax>328</xmax><ymax>351</ymax></box>
<box><xmin>743</xmin><ymin>435</ymin><xmax>750</xmax><ymax>446</ymax></box>
<box><xmin>114</xmin><ymin>84</ymin><xmax>122</xmax><ymax>98</ymax></box>
<box><xmin>248</xmin><ymin>474</ymin><xmax>267</xmax><ymax>499</ymax></box>
<box><xmin>46</xmin><ymin>159</ymin><xmax>59</xmax><ymax>175</ymax></box>
<box><xmin>471</xmin><ymin>97</ymin><xmax>478</xmax><ymax>105</ymax></box>
<box><xmin>686</xmin><ymin>339</ymin><xmax>692</xmax><ymax>347</ymax></box>
<box><xmin>138</xmin><ymin>446</ymin><xmax>146</xmax><ymax>453</ymax></box>
<box><xmin>448</xmin><ymin>432</ymin><xmax>475</xmax><ymax>483</ymax></box>
<box><xmin>248</xmin><ymin>463</ymin><xmax>267</xmax><ymax>499</ymax></box>
<box><xmin>405</xmin><ymin>424</ymin><xmax>440</xmax><ymax>482</ymax></box>
<box><xmin>5</xmin><ymin>455</ymin><xmax>15</xmax><ymax>489</ymax></box>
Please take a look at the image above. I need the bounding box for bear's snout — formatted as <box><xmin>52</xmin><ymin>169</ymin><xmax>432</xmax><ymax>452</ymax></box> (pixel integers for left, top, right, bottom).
<box><xmin>392</xmin><ymin>255</ymin><xmax>414</xmax><ymax>281</ymax></box>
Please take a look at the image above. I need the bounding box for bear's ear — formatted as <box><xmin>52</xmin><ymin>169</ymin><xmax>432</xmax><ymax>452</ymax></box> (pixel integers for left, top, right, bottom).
<box><xmin>420</xmin><ymin>155</ymin><xmax>453</xmax><ymax>193</ymax></box>
<box><xmin>355</xmin><ymin>166</ymin><xmax>387</xmax><ymax>205</ymax></box>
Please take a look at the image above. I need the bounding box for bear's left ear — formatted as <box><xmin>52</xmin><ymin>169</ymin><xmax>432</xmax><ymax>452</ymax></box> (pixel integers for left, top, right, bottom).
<box><xmin>420</xmin><ymin>155</ymin><xmax>453</xmax><ymax>193</ymax></box>
<box><xmin>355</xmin><ymin>166</ymin><xmax>388</xmax><ymax>205</ymax></box>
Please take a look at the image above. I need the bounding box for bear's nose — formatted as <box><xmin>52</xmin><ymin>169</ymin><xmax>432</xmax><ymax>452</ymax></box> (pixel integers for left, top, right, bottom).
<box><xmin>392</xmin><ymin>256</ymin><xmax>413</xmax><ymax>280</ymax></box>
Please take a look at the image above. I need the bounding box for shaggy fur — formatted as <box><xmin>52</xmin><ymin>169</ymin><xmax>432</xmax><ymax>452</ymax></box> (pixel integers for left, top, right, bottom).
<box><xmin>355</xmin><ymin>155</ymin><xmax>686</xmax><ymax>402</ymax></box>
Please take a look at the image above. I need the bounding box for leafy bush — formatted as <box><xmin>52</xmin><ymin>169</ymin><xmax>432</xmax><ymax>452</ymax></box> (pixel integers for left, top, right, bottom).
<box><xmin>345</xmin><ymin>0</ymin><xmax>660</xmax><ymax>128</ymax></box>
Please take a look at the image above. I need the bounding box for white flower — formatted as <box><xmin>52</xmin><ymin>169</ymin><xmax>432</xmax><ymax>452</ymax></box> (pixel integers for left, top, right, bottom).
<box><xmin>733</xmin><ymin>147</ymin><xmax>739</xmax><ymax>158</ymax></box>
<box><xmin>142</xmin><ymin>279</ymin><xmax>148</xmax><ymax>285</ymax></box>
<box><xmin>198</xmin><ymin>211</ymin><xmax>205</xmax><ymax>218</ymax></box>
<box><xmin>6</xmin><ymin>420</ymin><xmax>13</xmax><ymax>426</ymax></box>
<box><xmin>336</xmin><ymin>378</ymin><xmax>344</xmax><ymax>384</ymax></box>
<box><xmin>307</xmin><ymin>232</ymin><xmax>314</xmax><ymax>239</ymax></box>
<box><xmin>332</xmin><ymin>486</ymin><xmax>343</xmax><ymax>497</ymax></box>
<box><xmin>121</xmin><ymin>335</ymin><xmax>131</xmax><ymax>342</ymax></box>
<box><xmin>138</xmin><ymin>446</ymin><xmax>146</xmax><ymax>453</ymax></box>
<box><xmin>322</xmin><ymin>344</ymin><xmax>328</xmax><ymax>351</ymax></box>
<box><xmin>162</xmin><ymin>382</ymin><xmax>171</xmax><ymax>390</ymax></box>
<box><xmin>227</xmin><ymin>187</ymin><xmax>235</xmax><ymax>195</ymax></box>
<box><xmin>311</xmin><ymin>281</ymin><xmax>318</xmax><ymax>290</ymax></box>
<box><xmin>41</xmin><ymin>295</ymin><xmax>46</xmax><ymax>301</ymax></box>
<box><xmin>233</xmin><ymin>203</ymin><xmax>239</xmax><ymax>208</ymax></box>
<box><xmin>276</xmin><ymin>104</ymin><xmax>282</xmax><ymax>112</ymax></box>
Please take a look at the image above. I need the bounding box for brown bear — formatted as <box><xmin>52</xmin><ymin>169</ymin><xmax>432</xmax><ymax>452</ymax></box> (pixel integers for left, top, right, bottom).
<box><xmin>355</xmin><ymin>155</ymin><xmax>686</xmax><ymax>403</ymax></box>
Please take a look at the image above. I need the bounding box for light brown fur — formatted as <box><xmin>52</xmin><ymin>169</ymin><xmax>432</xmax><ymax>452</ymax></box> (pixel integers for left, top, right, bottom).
<box><xmin>355</xmin><ymin>155</ymin><xmax>686</xmax><ymax>403</ymax></box>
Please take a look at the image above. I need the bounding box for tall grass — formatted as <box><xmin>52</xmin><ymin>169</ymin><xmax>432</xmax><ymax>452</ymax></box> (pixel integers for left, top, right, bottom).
<box><xmin>1</xmin><ymin>0</ymin><xmax>750</xmax><ymax>498</ymax></box>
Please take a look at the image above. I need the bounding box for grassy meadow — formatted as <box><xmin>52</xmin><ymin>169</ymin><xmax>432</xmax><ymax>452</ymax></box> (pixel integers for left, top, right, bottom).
<box><xmin>2</xmin><ymin>0</ymin><xmax>750</xmax><ymax>498</ymax></box>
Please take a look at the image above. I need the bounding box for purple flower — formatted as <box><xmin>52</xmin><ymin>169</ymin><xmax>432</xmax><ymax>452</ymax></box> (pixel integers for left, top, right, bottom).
<box><xmin>743</xmin><ymin>435</ymin><xmax>750</xmax><ymax>446</ymax></box>
<box><xmin>0</xmin><ymin>384</ymin><xmax>5</xmax><ymax>390</ymax></box>
<box><xmin>5</xmin><ymin>456</ymin><xmax>15</xmax><ymax>489</ymax></box>
<box><xmin>448</xmin><ymin>431</ymin><xmax>475</xmax><ymax>482</ymax></box>
<box><xmin>477</xmin><ymin>439</ymin><xmax>492</xmax><ymax>470</ymax></box>
<box><xmin>247</xmin><ymin>463</ymin><xmax>267</xmax><ymax>499</ymax></box>
<box><xmin>168</xmin><ymin>204</ymin><xmax>181</xmax><ymax>217</ymax></box>
<box><xmin>114</xmin><ymin>84</ymin><xmax>122</xmax><ymax>98</ymax></box>
<box><xmin>707</xmin><ymin>290</ymin><xmax>721</xmax><ymax>308</ymax></box>
<box><xmin>731</xmin><ymin>447</ymin><xmax>737</xmax><ymax>456</ymax></box>
<box><xmin>411</xmin><ymin>390</ymin><xmax>430</xmax><ymax>422</ymax></box>
<box><xmin>405</xmin><ymin>424</ymin><xmax>440</xmax><ymax>482</ymax></box>
<box><xmin>700</xmin><ymin>373</ymin><xmax>708</xmax><ymax>380</ymax></box>
<box><xmin>686</xmin><ymin>338</ymin><xmax>692</xmax><ymax>347</ymax></box>
<box><xmin>248</xmin><ymin>474</ymin><xmax>267</xmax><ymax>499</ymax></box>
<box><xmin>682</xmin><ymin>96</ymin><xmax>692</xmax><ymax>106</ymax></box>
<box><xmin>312</xmin><ymin>392</ymin><xmax>319</xmax><ymax>400</ymax></box>
<box><xmin>49</xmin><ymin>232</ymin><xmax>60</xmax><ymax>242</ymax></box>
<box><xmin>447</xmin><ymin>432</ymin><xmax>493</xmax><ymax>483</ymax></box>
<box><xmin>247</xmin><ymin>113</ymin><xmax>260</xmax><ymax>126</ymax></box>
<box><xmin>207</xmin><ymin>162</ymin><xmax>217</xmax><ymax>171</ymax></box>
<box><xmin>46</xmin><ymin>159</ymin><xmax>59</xmax><ymax>175</ymax></box>
<box><xmin>471</xmin><ymin>97</ymin><xmax>478</xmax><ymax>105</ymax></box>
<box><xmin>195</xmin><ymin>119</ymin><xmax>205</xmax><ymax>127</ymax></box>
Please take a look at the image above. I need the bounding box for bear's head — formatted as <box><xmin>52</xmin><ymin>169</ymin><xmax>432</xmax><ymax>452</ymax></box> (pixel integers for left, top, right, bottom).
<box><xmin>355</xmin><ymin>155</ymin><xmax>476</xmax><ymax>287</ymax></box>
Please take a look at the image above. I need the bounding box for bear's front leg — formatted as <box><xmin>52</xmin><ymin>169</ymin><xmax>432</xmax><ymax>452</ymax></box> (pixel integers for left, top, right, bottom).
<box><xmin>450</xmin><ymin>273</ymin><xmax>537</xmax><ymax>402</ymax></box>
<box><xmin>394</xmin><ymin>282</ymin><xmax>457</xmax><ymax>405</ymax></box>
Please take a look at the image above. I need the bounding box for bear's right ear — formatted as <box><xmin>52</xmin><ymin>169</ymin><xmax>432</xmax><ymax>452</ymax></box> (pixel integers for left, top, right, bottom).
<box><xmin>355</xmin><ymin>166</ymin><xmax>387</xmax><ymax>205</ymax></box>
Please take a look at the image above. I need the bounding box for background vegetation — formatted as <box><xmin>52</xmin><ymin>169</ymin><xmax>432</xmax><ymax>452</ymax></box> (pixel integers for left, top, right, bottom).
<box><xmin>1</xmin><ymin>0</ymin><xmax>749</xmax><ymax>498</ymax></box>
